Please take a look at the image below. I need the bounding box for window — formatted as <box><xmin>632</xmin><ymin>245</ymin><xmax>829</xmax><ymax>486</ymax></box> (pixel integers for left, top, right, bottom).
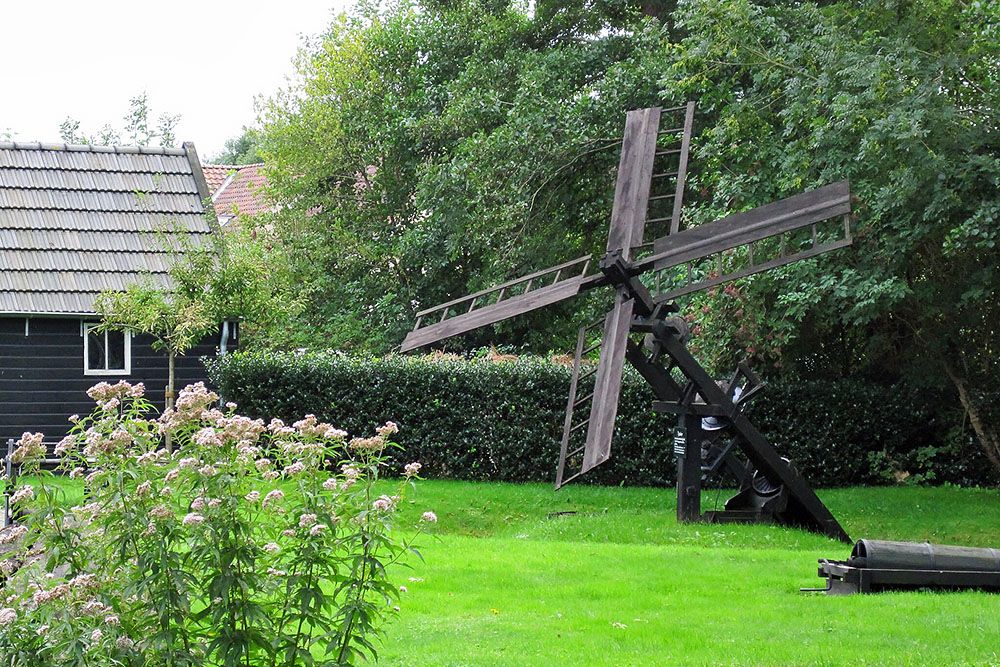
<box><xmin>84</xmin><ymin>324</ymin><xmax>131</xmax><ymax>375</ymax></box>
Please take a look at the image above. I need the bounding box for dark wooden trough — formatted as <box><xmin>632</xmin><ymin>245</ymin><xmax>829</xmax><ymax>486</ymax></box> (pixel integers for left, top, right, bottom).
<box><xmin>811</xmin><ymin>539</ymin><xmax>1000</xmax><ymax>595</ymax></box>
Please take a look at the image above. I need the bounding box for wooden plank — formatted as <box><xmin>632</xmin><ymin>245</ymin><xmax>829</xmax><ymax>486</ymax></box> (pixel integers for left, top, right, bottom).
<box><xmin>624</xmin><ymin>340</ymin><xmax>682</xmax><ymax>401</ymax></box>
<box><xmin>580</xmin><ymin>293</ymin><xmax>634</xmax><ymax>473</ymax></box>
<box><xmin>655</xmin><ymin>237</ymin><xmax>852</xmax><ymax>301</ymax></box>
<box><xmin>400</xmin><ymin>273</ymin><xmax>597</xmax><ymax>352</ymax></box>
<box><xmin>644</xmin><ymin>181</ymin><xmax>851</xmax><ymax>272</ymax></box>
<box><xmin>414</xmin><ymin>255</ymin><xmax>591</xmax><ymax>318</ymax></box>
<box><xmin>669</xmin><ymin>101</ymin><xmax>695</xmax><ymax>235</ymax></box>
<box><xmin>555</xmin><ymin>323</ymin><xmax>590</xmax><ymax>489</ymax></box>
<box><xmin>606</xmin><ymin>107</ymin><xmax>661</xmax><ymax>260</ymax></box>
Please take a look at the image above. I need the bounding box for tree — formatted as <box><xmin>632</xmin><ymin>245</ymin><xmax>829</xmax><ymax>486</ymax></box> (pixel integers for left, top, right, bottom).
<box><xmin>95</xmin><ymin>227</ymin><xmax>302</xmax><ymax>445</ymax></box>
<box><xmin>665</xmin><ymin>0</ymin><xmax>1000</xmax><ymax>469</ymax></box>
<box><xmin>59</xmin><ymin>92</ymin><xmax>180</xmax><ymax>147</ymax></box>
<box><xmin>212</xmin><ymin>126</ymin><xmax>264</xmax><ymax>164</ymax></box>
<box><xmin>259</xmin><ymin>0</ymin><xmax>676</xmax><ymax>352</ymax></box>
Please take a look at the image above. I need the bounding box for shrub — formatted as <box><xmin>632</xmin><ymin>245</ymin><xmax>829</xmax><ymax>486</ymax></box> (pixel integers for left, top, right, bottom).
<box><xmin>208</xmin><ymin>351</ymin><xmax>996</xmax><ymax>488</ymax></box>
<box><xmin>0</xmin><ymin>381</ymin><xmax>433</xmax><ymax>666</ymax></box>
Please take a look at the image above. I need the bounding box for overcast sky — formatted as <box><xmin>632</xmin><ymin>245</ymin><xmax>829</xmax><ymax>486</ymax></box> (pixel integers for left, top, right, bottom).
<box><xmin>1</xmin><ymin>1</ymin><xmax>353</xmax><ymax>159</ymax></box>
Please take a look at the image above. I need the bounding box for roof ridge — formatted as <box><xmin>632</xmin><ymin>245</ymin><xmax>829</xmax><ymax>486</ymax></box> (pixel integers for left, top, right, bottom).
<box><xmin>0</xmin><ymin>140</ymin><xmax>188</xmax><ymax>156</ymax></box>
<box><xmin>205</xmin><ymin>162</ymin><xmax>265</xmax><ymax>169</ymax></box>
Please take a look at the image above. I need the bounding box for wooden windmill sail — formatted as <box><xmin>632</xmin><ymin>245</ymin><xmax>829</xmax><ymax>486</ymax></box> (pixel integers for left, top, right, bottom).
<box><xmin>401</xmin><ymin>103</ymin><xmax>853</xmax><ymax>542</ymax></box>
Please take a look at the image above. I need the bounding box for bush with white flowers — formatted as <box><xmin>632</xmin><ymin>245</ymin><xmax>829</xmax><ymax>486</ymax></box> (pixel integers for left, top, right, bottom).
<box><xmin>0</xmin><ymin>381</ymin><xmax>434</xmax><ymax>666</ymax></box>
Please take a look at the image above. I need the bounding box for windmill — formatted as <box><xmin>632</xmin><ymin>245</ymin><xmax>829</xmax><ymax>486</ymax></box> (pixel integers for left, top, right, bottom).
<box><xmin>400</xmin><ymin>103</ymin><xmax>853</xmax><ymax>543</ymax></box>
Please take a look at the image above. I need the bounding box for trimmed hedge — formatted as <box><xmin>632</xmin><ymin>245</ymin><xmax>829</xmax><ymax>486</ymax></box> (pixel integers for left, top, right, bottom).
<box><xmin>207</xmin><ymin>351</ymin><xmax>996</xmax><ymax>488</ymax></box>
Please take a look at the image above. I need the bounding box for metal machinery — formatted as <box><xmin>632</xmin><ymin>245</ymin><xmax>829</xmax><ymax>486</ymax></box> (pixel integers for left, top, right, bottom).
<box><xmin>812</xmin><ymin>539</ymin><xmax>1000</xmax><ymax>594</ymax></box>
<box><xmin>401</xmin><ymin>102</ymin><xmax>853</xmax><ymax>542</ymax></box>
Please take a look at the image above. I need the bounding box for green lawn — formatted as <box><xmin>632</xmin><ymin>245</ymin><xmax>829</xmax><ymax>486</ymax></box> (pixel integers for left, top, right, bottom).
<box><xmin>23</xmin><ymin>477</ymin><xmax>1000</xmax><ymax>665</ymax></box>
<box><xmin>380</xmin><ymin>481</ymin><xmax>1000</xmax><ymax>666</ymax></box>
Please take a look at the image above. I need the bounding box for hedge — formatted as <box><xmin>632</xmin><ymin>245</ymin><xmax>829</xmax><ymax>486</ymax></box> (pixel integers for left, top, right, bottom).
<box><xmin>206</xmin><ymin>351</ymin><xmax>997</xmax><ymax>488</ymax></box>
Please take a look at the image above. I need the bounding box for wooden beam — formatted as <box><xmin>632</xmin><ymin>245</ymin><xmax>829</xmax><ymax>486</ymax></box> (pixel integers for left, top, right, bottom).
<box><xmin>400</xmin><ymin>273</ymin><xmax>598</xmax><ymax>352</ymax></box>
<box><xmin>655</xmin><ymin>237</ymin><xmax>853</xmax><ymax>302</ymax></box>
<box><xmin>606</xmin><ymin>107</ymin><xmax>661</xmax><ymax>260</ymax></box>
<box><xmin>643</xmin><ymin>181</ymin><xmax>852</xmax><ymax>273</ymax></box>
<box><xmin>414</xmin><ymin>255</ymin><xmax>591</xmax><ymax>318</ymax></box>
<box><xmin>580</xmin><ymin>293</ymin><xmax>634</xmax><ymax>473</ymax></box>
<box><xmin>669</xmin><ymin>101</ymin><xmax>695</xmax><ymax>235</ymax></box>
<box><xmin>657</xmin><ymin>333</ymin><xmax>851</xmax><ymax>543</ymax></box>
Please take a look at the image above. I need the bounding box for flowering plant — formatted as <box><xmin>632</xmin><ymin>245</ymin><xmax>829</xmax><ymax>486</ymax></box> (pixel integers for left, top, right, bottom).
<box><xmin>0</xmin><ymin>381</ymin><xmax>433</xmax><ymax>666</ymax></box>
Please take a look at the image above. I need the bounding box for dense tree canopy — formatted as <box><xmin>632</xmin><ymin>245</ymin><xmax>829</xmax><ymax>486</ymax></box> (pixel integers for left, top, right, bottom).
<box><xmin>212</xmin><ymin>126</ymin><xmax>265</xmax><ymax>165</ymax></box>
<box><xmin>257</xmin><ymin>0</ymin><xmax>1000</xmax><ymax>467</ymax></box>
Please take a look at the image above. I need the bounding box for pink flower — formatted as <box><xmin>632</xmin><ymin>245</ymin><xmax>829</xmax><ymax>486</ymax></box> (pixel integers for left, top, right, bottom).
<box><xmin>177</xmin><ymin>457</ymin><xmax>199</xmax><ymax>470</ymax></box>
<box><xmin>309</xmin><ymin>524</ymin><xmax>327</xmax><ymax>537</ymax></box>
<box><xmin>245</xmin><ymin>491</ymin><xmax>260</xmax><ymax>503</ymax></box>
<box><xmin>10</xmin><ymin>485</ymin><xmax>34</xmax><ymax>504</ymax></box>
<box><xmin>182</xmin><ymin>513</ymin><xmax>205</xmax><ymax>526</ymax></box>
<box><xmin>262</xmin><ymin>489</ymin><xmax>284</xmax><ymax>507</ymax></box>
<box><xmin>0</xmin><ymin>608</ymin><xmax>15</xmax><ymax>624</ymax></box>
<box><xmin>263</xmin><ymin>542</ymin><xmax>280</xmax><ymax>554</ymax></box>
<box><xmin>298</xmin><ymin>513</ymin><xmax>317</xmax><ymax>528</ymax></box>
<box><xmin>191</xmin><ymin>497</ymin><xmax>206</xmax><ymax>511</ymax></box>
<box><xmin>90</xmin><ymin>628</ymin><xmax>103</xmax><ymax>643</ymax></box>
<box><xmin>136</xmin><ymin>481</ymin><xmax>152</xmax><ymax>497</ymax></box>
<box><xmin>150</xmin><ymin>505</ymin><xmax>172</xmax><ymax>520</ymax></box>
<box><xmin>10</xmin><ymin>432</ymin><xmax>45</xmax><ymax>464</ymax></box>
<box><xmin>376</xmin><ymin>421</ymin><xmax>399</xmax><ymax>437</ymax></box>
<box><xmin>322</xmin><ymin>478</ymin><xmax>338</xmax><ymax>491</ymax></box>
<box><xmin>54</xmin><ymin>435</ymin><xmax>75</xmax><ymax>456</ymax></box>
<box><xmin>372</xmin><ymin>495</ymin><xmax>396</xmax><ymax>512</ymax></box>
<box><xmin>421</xmin><ymin>511</ymin><xmax>438</xmax><ymax>523</ymax></box>
<box><xmin>404</xmin><ymin>462</ymin><xmax>422</xmax><ymax>477</ymax></box>
<box><xmin>282</xmin><ymin>461</ymin><xmax>306</xmax><ymax>477</ymax></box>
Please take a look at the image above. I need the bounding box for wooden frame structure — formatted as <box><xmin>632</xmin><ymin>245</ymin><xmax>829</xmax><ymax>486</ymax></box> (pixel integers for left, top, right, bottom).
<box><xmin>401</xmin><ymin>103</ymin><xmax>854</xmax><ymax>542</ymax></box>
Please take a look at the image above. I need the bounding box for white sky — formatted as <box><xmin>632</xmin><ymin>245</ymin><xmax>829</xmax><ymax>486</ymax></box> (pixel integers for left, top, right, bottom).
<box><xmin>0</xmin><ymin>1</ymin><xmax>353</xmax><ymax>159</ymax></box>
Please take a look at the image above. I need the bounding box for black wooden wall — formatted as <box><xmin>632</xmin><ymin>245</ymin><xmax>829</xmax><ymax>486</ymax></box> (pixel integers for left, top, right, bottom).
<box><xmin>0</xmin><ymin>317</ymin><xmax>236</xmax><ymax>443</ymax></box>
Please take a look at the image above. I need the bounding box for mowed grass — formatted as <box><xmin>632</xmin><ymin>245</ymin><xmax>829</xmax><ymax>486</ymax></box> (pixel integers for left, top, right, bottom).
<box><xmin>22</xmin><ymin>477</ymin><xmax>1000</xmax><ymax>665</ymax></box>
<box><xmin>380</xmin><ymin>482</ymin><xmax>1000</xmax><ymax>666</ymax></box>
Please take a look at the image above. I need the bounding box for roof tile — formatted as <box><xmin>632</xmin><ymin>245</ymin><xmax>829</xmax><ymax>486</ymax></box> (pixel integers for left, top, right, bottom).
<box><xmin>0</xmin><ymin>142</ymin><xmax>214</xmax><ymax>314</ymax></box>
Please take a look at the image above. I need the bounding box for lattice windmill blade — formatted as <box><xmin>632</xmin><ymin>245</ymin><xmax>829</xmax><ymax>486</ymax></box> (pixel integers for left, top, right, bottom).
<box><xmin>555</xmin><ymin>291</ymin><xmax>634</xmax><ymax>488</ymax></box>
<box><xmin>555</xmin><ymin>103</ymin><xmax>695</xmax><ymax>488</ymax></box>
<box><xmin>637</xmin><ymin>181</ymin><xmax>853</xmax><ymax>301</ymax></box>
<box><xmin>607</xmin><ymin>102</ymin><xmax>696</xmax><ymax>259</ymax></box>
<box><xmin>400</xmin><ymin>256</ymin><xmax>601</xmax><ymax>353</ymax></box>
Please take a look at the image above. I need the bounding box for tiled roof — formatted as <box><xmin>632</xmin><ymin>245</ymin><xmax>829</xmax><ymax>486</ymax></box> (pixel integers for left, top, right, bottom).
<box><xmin>0</xmin><ymin>140</ymin><xmax>214</xmax><ymax>315</ymax></box>
<box><xmin>202</xmin><ymin>164</ymin><xmax>234</xmax><ymax>193</ymax></box>
<box><xmin>210</xmin><ymin>163</ymin><xmax>270</xmax><ymax>221</ymax></box>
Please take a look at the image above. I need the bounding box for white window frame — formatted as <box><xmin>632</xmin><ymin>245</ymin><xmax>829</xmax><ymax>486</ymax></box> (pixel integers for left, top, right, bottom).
<box><xmin>83</xmin><ymin>324</ymin><xmax>132</xmax><ymax>376</ymax></box>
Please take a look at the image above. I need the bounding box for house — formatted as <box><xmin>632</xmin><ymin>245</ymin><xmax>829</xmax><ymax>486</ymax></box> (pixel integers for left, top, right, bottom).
<box><xmin>202</xmin><ymin>163</ymin><xmax>270</xmax><ymax>227</ymax></box>
<box><xmin>0</xmin><ymin>140</ymin><xmax>237</xmax><ymax>442</ymax></box>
